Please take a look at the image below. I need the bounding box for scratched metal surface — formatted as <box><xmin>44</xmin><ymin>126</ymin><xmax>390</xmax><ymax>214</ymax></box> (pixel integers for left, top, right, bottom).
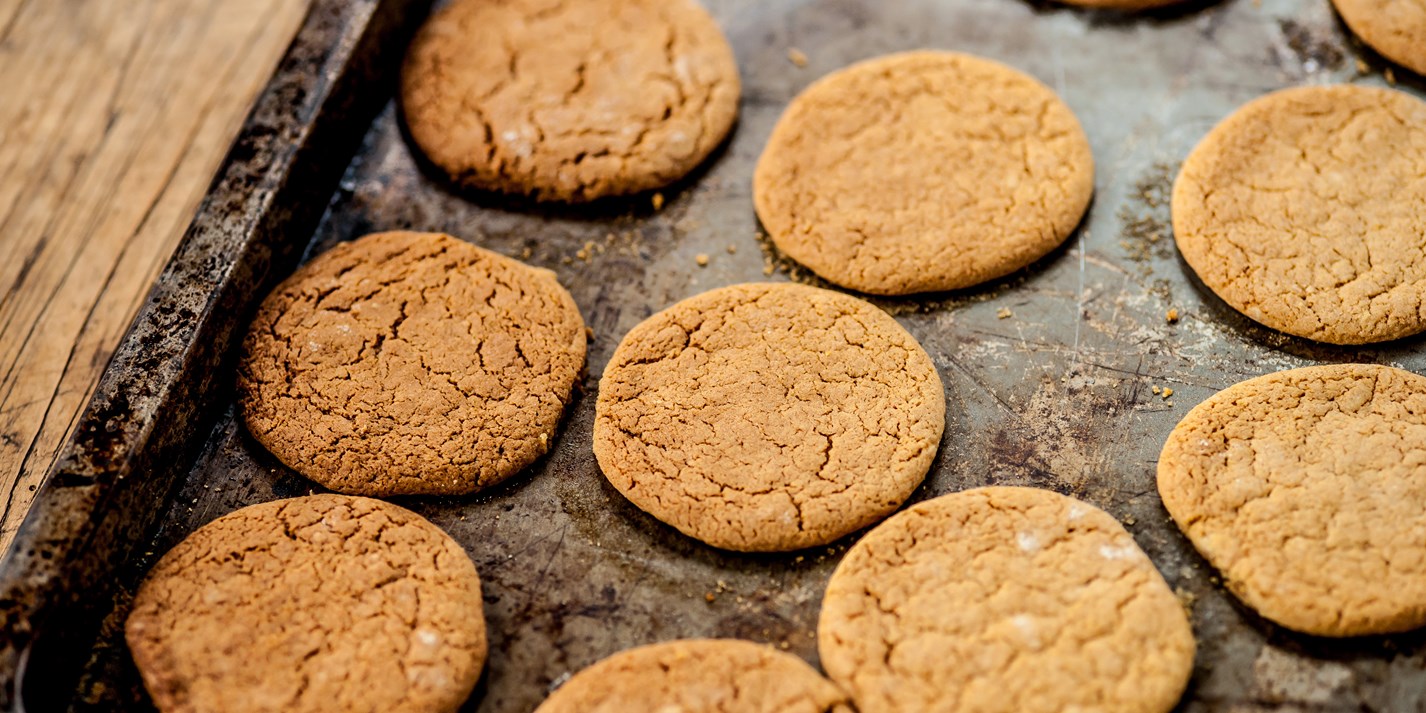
<box><xmin>71</xmin><ymin>0</ymin><xmax>1426</xmax><ymax>710</ymax></box>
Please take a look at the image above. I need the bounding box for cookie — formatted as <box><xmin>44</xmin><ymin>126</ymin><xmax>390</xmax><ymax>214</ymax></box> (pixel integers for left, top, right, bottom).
<box><xmin>125</xmin><ymin>495</ymin><xmax>486</xmax><ymax>713</ymax></box>
<box><xmin>1158</xmin><ymin>364</ymin><xmax>1426</xmax><ymax>636</ymax></box>
<box><xmin>819</xmin><ymin>487</ymin><xmax>1195</xmax><ymax>713</ymax></box>
<box><xmin>239</xmin><ymin>231</ymin><xmax>586</xmax><ymax>496</ymax></box>
<box><xmin>1332</xmin><ymin>0</ymin><xmax>1426</xmax><ymax>77</ymax></box>
<box><xmin>752</xmin><ymin>51</ymin><xmax>1094</xmax><ymax>295</ymax></box>
<box><xmin>593</xmin><ymin>283</ymin><xmax>944</xmax><ymax>552</ymax></box>
<box><xmin>1172</xmin><ymin>85</ymin><xmax>1426</xmax><ymax>344</ymax></box>
<box><xmin>401</xmin><ymin>0</ymin><xmax>740</xmax><ymax>202</ymax></box>
<box><xmin>533</xmin><ymin>639</ymin><xmax>851</xmax><ymax>713</ymax></box>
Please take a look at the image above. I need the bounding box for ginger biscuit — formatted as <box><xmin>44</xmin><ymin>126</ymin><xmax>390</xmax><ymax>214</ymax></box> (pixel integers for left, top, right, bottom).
<box><xmin>1332</xmin><ymin>0</ymin><xmax>1426</xmax><ymax>77</ymax></box>
<box><xmin>593</xmin><ymin>283</ymin><xmax>945</xmax><ymax>552</ymax></box>
<box><xmin>1158</xmin><ymin>364</ymin><xmax>1426</xmax><ymax>636</ymax></box>
<box><xmin>401</xmin><ymin>0</ymin><xmax>740</xmax><ymax>202</ymax></box>
<box><xmin>533</xmin><ymin>639</ymin><xmax>852</xmax><ymax>713</ymax></box>
<box><xmin>125</xmin><ymin>495</ymin><xmax>487</xmax><ymax>713</ymax></box>
<box><xmin>818</xmin><ymin>487</ymin><xmax>1195</xmax><ymax>713</ymax></box>
<box><xmin>1172</xmin><ymin>85</ymin><xmax>1426</xmax><ymax>344</ymax></box>
<box><xmin>752</xmin><ymin>51</ymin><xmax>1094</xmax><ymax>295</ymax></box>
<box><xmin>239</xmin><ymin>231</ymin><xmax>586</xmax><ymax>496</ymax></box>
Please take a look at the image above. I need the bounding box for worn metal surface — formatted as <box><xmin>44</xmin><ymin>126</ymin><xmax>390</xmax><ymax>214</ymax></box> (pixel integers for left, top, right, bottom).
<box><xmin>10</xmin><ymin>0</ymin><xmax>1426</xmax><ymax>710</ymax></box>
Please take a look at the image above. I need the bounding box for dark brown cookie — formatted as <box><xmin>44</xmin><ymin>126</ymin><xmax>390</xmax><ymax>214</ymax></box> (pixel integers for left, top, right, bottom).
<box><xmin>126</xmin><ymin>495</ymin><xmax>487</xmax><ymax>713</ymax></box>
<box><xmin>239</xmin><ymin>231</ymin><xmax>586</xmax><ymax>496</ymax></box>
<box><xmin>401</xmin><ymin>0</ymin><xmax>740</xmax><ymax>202</ymax></box>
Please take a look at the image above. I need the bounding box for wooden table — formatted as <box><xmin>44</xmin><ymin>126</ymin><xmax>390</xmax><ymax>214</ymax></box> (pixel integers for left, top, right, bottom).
<box><xmin>0</xmin><ymin>0</ymin><xmax>310</xmax><ymax>554</ymax></box>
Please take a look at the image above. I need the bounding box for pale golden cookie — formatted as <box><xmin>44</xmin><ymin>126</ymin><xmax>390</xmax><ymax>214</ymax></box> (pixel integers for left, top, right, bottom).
<box><xmin>533</xmin><ymin>639</ymin><xmax>852</xmax><ymax>713</ymax></box>
<box><xmin>1158</xmin><ymin>364</ymin><xmax>1426</xmax><ymax>636</ymax></box>
<box><xmin>239</xmin><ymin>231</ymin><xmax>586</xmax><ymax>496</ymax></box>
<box><xmin>1333</xmin><ymin>0</ymin><xmax>1426</xmax><ymax>77</ymax></box>
<box><xmin>593</xmin><ymin>282</ymin><xmax>944</xmax><ymax>552</ymax></box>
<box><xmin>819</xmin><ymin>487</ymin><xmax>1194</xmax><ymax>713</ymax></box>
<box><xmin>1172</xmin><ymin>85</ymin><xmax>1426</xmax><ymax>344</ymax></box>
<box><xmin>753</xmin><ymin>51</ymin><xmax>1094</xmax><ymax>295</ymax></box>
<box><xmin>401</xmin><ymin>0</ymin><xmax>740</xmax><ymax>202</ymax></box>
<box><xmin>125</xmin><ymin>495</ymin><xmax>486</xmax><ymax>713</ymax></box>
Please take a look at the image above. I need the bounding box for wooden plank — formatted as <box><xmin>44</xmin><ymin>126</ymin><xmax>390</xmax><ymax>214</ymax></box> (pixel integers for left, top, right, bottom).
<box><xmin>0</xmin><ymin>0</ymin><xmax>312</xmax><ymax>553</ymax></box>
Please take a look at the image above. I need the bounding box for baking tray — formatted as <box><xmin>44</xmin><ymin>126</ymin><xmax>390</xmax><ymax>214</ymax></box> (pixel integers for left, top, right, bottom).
<box><xmin>4</xmin><ymin>0</ymin><xmax>1426</xmax><ymax>710</ymax></box>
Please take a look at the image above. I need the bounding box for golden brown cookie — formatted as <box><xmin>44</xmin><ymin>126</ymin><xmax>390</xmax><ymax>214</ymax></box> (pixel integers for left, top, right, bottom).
<box><xmin>593</xmin><ymin>283</ymin><xmax>944</xmax><ymax>552</ymax></box>
<box><xmin>1158</xmin><ymin>364</ymin><xmax>1426</xmax><ymax>636</ymax></box>
<box><xmin>1172</xmin><ymin>85</ymin><xmax>1426</xmax><ymax>344</ymax></box>
<box><xmin>401</xmin><ymin>0</ymin><xmax>740</xmax><ymax>202</ymax></box>
<box><xmin>125</xmin><ymin>495</ymin><xmax>487</xmax><ymax>713</ymax></box>
<box><xmin>1332</xmin><ymin>0</ymin><xmax>1426</xmax><ymax>77</ymax></box>
<box><xmin>239</xmin><ymin>231</ymin><xmax>586</xmax><ymax>496</ymax></box>
<box><xmin>819</xmin><ymin>487</ymin><xmax>1195</xmax><ymax>713</ymax></box>
<box><xmin>752</xmin><ymin>51</ymin><xmax>1094</xmax><ymax>295</ymax></box>
<box><xmin>533</xmin><ymin>639</ymin><xmax>851</xmax><ymax>713</ymax></box>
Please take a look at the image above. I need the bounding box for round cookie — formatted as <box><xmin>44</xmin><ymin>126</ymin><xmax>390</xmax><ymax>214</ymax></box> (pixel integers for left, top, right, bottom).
<box><xmin>752</xmin><ymin>51</ymin><xmax>1094</xmax><ymax>295</ymax></box>
<box><xmin>401</xmin><ymin>0</ymin><xmax>740</xmax><ymax>202</ymax></box>
<box><xmin>818</xmin><ymin>487</ymin><xmax>1195</xmax><ymax>713</ymax></box>
<box><xmin>239</xmin><ymin>231</ymin><xmax>586</xmax><ymax>496</ymax></box>
<box><xmin>1158</xmin><ymin>364</ymin><xmax>1426</xmax><ymax>637</ymax></box>
<box><xmin>1332</xmin><ymin>0</ymin><xmax>1426</xmax><ymax>77</ymax></box>
<box><xmin>593</xmin><ymin>283</ymin><xmax>945</xmax><ymax>552</ymax></box>
<box><xmin>533</xmin><ymin>639</ymin><xmax>852</xmax><ymax>713</ymax></box>
<box><xmin>125</xmin><ymin>495</ymin><xmax>487</xmax><ymax>713</ymax></box>
<box><xmin>1172</xmin><ymin>85</ymin><xmax>1426</xmax><ymax>344</ymax></box>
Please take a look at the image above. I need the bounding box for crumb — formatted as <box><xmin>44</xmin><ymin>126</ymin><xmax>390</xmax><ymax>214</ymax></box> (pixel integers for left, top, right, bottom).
<box><xmin>1152</xmin><ymin>386</ymin><xmax>1161</xmax><ymax>395</ymax></box>
<box><xmin>1385</xmin><ymin>67</ymin><xmax>1397</xmax><ymax>85</ymax></box>
<box><xmin>762</xmin><ymin>264</ymin><xmax>775</xmax><ymax>276</ymax></box>
<box><xmin>561</xmin><ymin>256</ymin><xmax>573</xmax><ymax>265</ymax></box>
<box><xmin>1175</xmin><ymin>587</ymin><xmax>1198</xmax><ymax>608</ymax></box>
<box><xmin>695</xmin><ymin>253</ymin><xmax>710</xmax><ymax>267</ymax></box>
<box><xmin>795</xmin><ymin>555</ymin><xmax>804</xmax><ymax>563</ymax></box>
<box><xmin>996</xmin><ymin>307</ymin><xmax>1013</xmax><ymax>319</ymax></box>
<box><xmin>521</xmin><ymin>246</ymin><xmax>533</xmax><ymax>259</ymax></box>
<box><xmin>652</xmin><ymin>192</ymin><xmax>665</xmax><ymax>210</ymax></box>
<box><xmin>1166</xmin><ymin>308</ymin><xmax>1179</xmax><ymax>323</ymax></box>
<box><xmin>576</xmin><ymin>241</ymin><xmax>594</xmax><ymax>261</ymax></box>
<box><xmin>1356</xmin><ymin>58</ymin><xmax>1370</xmax><ymax>75</ymax></box>
<box><xmin>1166</xmin><ymin>400</ymin><xmax>1175</xmax><ymax>407</ymax></box>
<box><xmin>726</xmin><ymin>244</ymin><xmax>737</xmax><ymax>254</ymax></box>
<box><xmin>585</xmin><ymin>326</ymin><xmax>596</xmax><ymax>340</ymax></box>
<box><xmin>787</xmin><ymin>47</ymin><xmax>809</xmax><ymax>67</ymax></box>
<box><xmin>1124</xmin><ymin>515</ymin><xmax>1137</xmax><ymax>525</ymax></box>
<box><xmin>1162</xmin><ymin>387</ymin><xmax>1174</xmax><ymax>400</ymax></box>
<box><xmin>779</xmin><ymin>641</ymin><xmax>792</xmax><ymax>650</ymax></box>
<box><xmin>705</xmin><ymin>592</ymin><xmax>716</xmax><ymax>603</ymax></box>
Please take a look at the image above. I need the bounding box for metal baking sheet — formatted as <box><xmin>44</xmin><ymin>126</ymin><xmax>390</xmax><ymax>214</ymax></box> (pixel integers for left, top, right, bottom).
<box><xmin>6</xmin><ymin>0</ymin><xmax>1426</xmax><ymax>710</ymax></box>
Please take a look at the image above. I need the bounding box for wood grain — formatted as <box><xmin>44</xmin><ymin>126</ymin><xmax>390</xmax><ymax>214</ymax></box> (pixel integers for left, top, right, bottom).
<box><xmin>0</xmin><ymin>0</ymin><xmax>311</xmax><ymax>554</ymax></box>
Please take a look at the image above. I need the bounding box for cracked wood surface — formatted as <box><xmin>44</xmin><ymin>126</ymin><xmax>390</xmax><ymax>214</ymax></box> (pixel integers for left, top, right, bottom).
<box><xmin>0</xmin><ymin>0</ymin><xmax>310</xmax><ymax>554</ymax></box>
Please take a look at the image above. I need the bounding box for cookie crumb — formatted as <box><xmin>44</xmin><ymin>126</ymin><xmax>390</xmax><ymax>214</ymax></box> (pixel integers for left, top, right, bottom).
<box><xmin>562</xmin><ymin>256</ymin><xmax>573</xmax><ymax>265</ymax></box>
<box><xmin>779</xmin><ymin>640</ymin><xmax>792</xmax><ymax>650</ymax></box>
<box><xmin>1385</xmin><ymin>67</ymin><xmax>1397</xmax><ymax>85</ymax></box>
<box><xmin>726</xmin><ymin>244</ymin><xmax>738</xmax><ymax>254</ymax></box>
<box><xmin>705</xmin><ymin>592</ymin><xmax>717</xmax><ymax>603</ymax></box>
<box><xmin>1124</xmin><ymin>515</ymin><xmax>1137</xmax><ymax>526</ymax></box>
<box><xmin>1166</xmin><ymin>308</ymin><xmax>1179</xmax><ymax>323</ymax></box>
<box><xmin>695</xmin><ymin>253</ymin><xmax>710</xmax><ymax>267</ymax></box>
<box><xmin>1175</xmin><ymin>587</ymin><xmax>1198</xmax><ymax>608</ymax></box>
<box><xmin>996</xmin><ymin>307</ymin><xmax>1013</xmax><ymax>320</ymax></box>
<box><xmin>1152</xmin><ymin>386</ymin><xmax>1161</xmax><ymax>395</ymax></box>
<box><xmin>1356</xmin><ymin>58</ymin><xmax>1370</xmax><ymax>75</ymax></box>
<box><xmin>1162</xmin><ymin>387</ymin><xmax>1174</xmax><ymax>400</ymax></box>
<box><xmin>762</xmin><ymin>264</ymin><xmax>775</xmax><ymax>276</ymax></box>
<box><xmin>787</xmin><ymin>48</ymin><xmax>809</xmax><ymax>67</ymax></box>
<box><xmin>521</xmin><ymin>246</ymin><xmax>533</xmax><ymax>259</ymax></box>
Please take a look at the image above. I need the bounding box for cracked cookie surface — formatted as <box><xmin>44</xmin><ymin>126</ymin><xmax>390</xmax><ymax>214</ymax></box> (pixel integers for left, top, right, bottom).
<box><xmin>1158</xmin><ymin>364</ymin><xmax>1426</xmax><ymax>636</ymax></box>
<box><xmin>401</xmin><ymin>0</ymin><xmax>740</xmax><ymax>202</ymax></box>
<box><xmin>533</xmin><ymin>639</ymin><xmax>852</xmax><ymax>713</ymax></box>
<box><xmin>125</xmin><ymin>495</ymin><xmax>487</xmax><ymax>713</ymax></box>
<box><xmin>818</xmin><ymin>487</ymin><xmax>1194</xmax><ymax>713</ymax></box>
<box><xmin>752</xmin><ymin>51</ymin><xmax>1094</xmax><ymax>295</ymax></box>
<box><xmin>1172</xmin><ymin>85</ymin><xmax>1426</xmax><ymax>344</ymax></box>
<box><xmin>239</xmin><ymin>231</ymin><xmax>586</xmax><ymax>496</ymax></box>
<box><xmin>593</xmin><ymin>282</ymin><xmax>944</xmax><ymax>552</ymax></box>
<box><xmin>1332</xmin><ymin>0</ymin><xmax>1426</xmax><ymax>77</ymax></box>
